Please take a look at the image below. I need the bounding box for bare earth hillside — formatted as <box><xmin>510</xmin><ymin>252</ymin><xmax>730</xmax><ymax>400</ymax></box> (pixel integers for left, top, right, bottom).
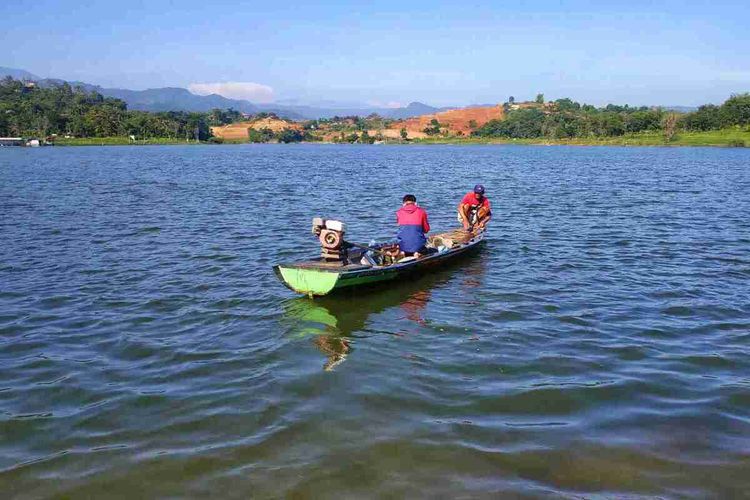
<box><xmin>211</xmin><ymin>105</ymin><xmax>504</xmax><ymax>142</ymax></box>
<box><xmin>393</xmin><ymin>105</ymin><xmax>505</xmax><ymax>137</ymax></box>
<box><xmin>211</xmin><ymin>118</ymin><xmax>302</xmax><ymax>140</ymax></box>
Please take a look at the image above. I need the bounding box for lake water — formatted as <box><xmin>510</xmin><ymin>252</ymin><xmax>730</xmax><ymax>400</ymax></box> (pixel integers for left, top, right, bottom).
<box><xmin>1</xmin><ymin>144</ymin><xmax>749</xmax><ymax>498</ymax></box>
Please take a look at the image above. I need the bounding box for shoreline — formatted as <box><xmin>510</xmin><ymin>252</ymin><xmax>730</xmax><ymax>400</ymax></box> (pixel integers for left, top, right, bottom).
<box><xmin>44</xmin><ymin>129</ymin><xmax>750</xmax><ymax>148</ymax></box>
<box><xmin>410</xmin><ymin>129</ymin><xmax>750</xmax><ymax>147</ymax></box>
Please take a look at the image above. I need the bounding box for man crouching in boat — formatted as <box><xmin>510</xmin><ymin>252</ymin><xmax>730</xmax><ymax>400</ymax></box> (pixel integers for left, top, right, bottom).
<box><xmin>397</xmin><ymin>194</ymin><xmax>436</xmax><ymax>258</ymax></box>
<box><xmin>458</xmin><ymin>184</ymin><xmax>491</xmax><ymax>232</ymax></box>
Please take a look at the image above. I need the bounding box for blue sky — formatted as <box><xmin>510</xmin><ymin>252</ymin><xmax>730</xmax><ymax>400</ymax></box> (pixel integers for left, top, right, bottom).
<box><xmin>3</xmin><ymin>0</ymin><xmax>749</xmax><ymax>106</ymax></box>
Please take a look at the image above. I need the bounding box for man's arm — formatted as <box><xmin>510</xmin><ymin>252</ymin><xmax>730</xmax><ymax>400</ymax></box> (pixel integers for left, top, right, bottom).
<box><xmin>422</xmin><ymin>211</ymin><xmax>430</xmax><ymax>233</ymax></box>
<box><xmin>458</xmin><ymin>203</ymin><xmax>471</xmax><ymax>229</ymax></box>
<box><xmin>478</xmin><ymin>213</ymin><xmax>491</xmax><ymax>229</ymax></box>
<box><xmin>477</xmin><ymin>205</ymin><xmax>491</xmax><ymax>229</ymax></box>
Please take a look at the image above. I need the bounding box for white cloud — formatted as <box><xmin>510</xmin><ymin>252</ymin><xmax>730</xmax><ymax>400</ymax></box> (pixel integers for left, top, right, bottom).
<box><xmin>188</xmin><ymin>81</ymin><xmax>274</xmax><ymax>103</ymax></box>
<box><xmin>366</xmin><ymin>100</ymin><xmax>404</xmax><ymax>109</ymax></box>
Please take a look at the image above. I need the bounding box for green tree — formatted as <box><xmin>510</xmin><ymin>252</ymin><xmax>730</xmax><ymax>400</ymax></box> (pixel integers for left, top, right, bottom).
<box><xmin>354</xmin><ymin>117</ymin><xmax>367</xmax><ymax>131</ymax></box>
<box><xmin>535</xmin><ymin>93</ymin><xmax>545</xmax><ymax>104</ymax></box>
<box><xmin>248</xmin><ymin>127</ymin><xmax>275</xmax><ymax>143</ymax></box>
<box><xmin>423</xmin><ymin>118</ymin><xmax>441</xmax><ymax>136</ymax></box>
<box><xmin>554</xmin><ymin>98</ymin><xmax>580</xmax><ymax>112</ymax></box>
<box><xmin>625</xmin><ymin>109</ymin><xmax>663</xmax><ymax>133</ymax></box>
<box><xmin>84</xmin><ymin>105</ymin><xmax>125</xmax><ymax>136</ymax></box>
<box><xmin>593</xmin><ymin>112</ymin><xmax>625</xmax><ymax>136</ymax></box>
<box><xmin>208</xmin><ymin>108</ymin><xmax>242</xmax><ymax>126</ymax></box>
<box><xmin>721</xmin><ymin>93</ymin><xmax>750</xmax><ymax>126</ymax></box>
<box><xmin>542</xmin><ymin>112</ymin><xmax>581</xmax><ymax>138</ymax></box>
<box><xmin>360</xmin><ymin>130</ymin><xmax>375</xmax><ymax>144</ymax></box>
<box><xmin>400</xmin><ymin>127</ymin><xmax>408</xmax><ymax>140</ymax></box>
<box><xmin>682</xmin><ymin>105</ymin><xmax>722</xmax><ymax>131</ymax></box>
<box><xmin>277</xmin><ymin>128</ymin><xmax>305</xmax><ymax>143</ymax></box>
<box><xmin>473</xmin><ymin>109</ymin><xmax>544</xmax><ymax>138</ymax></box>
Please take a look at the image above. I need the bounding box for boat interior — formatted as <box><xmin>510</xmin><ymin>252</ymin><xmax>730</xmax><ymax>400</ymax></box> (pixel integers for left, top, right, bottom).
<box><xmin>288</xmin><ymin>228</ymin><xmax>482</xmax><ymax>272</ymax></box>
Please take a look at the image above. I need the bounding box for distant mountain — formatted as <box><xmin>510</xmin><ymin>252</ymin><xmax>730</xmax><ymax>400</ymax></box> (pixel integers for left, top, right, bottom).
<box><xmin>0</xmin><ymin>66</ymin><xmax>450</xmax><ymax>120</ymax></box>
<box><xmin>0</xmin><ymin>66</ymin><xmax>41</xmax><ymax>81</ymax></box>
<box><xmin>0</xmin><ymin>67</ymin><xmax>708</xmax><ymax>120</ymax></box>
<box><xmin>384</xmin><ymin>102</ymin><xmax>443</xmax><ymax>119</ymax></box>
<box><xmin>37</xmin><ymin>78</ymin><xmax>99</xmax><ymax>92</ymax></box>
<box><xmin>264</xmin><ymin>100</ymin><xmax>452</xmax><ymax>119</ymax></box>
<box><xmin>278</xmin><ymin>105</ymin><xmax>377</xmax><ymax>120</ymax></box>
<box><xmin>100</xmin><ymin>87</ymin><xmax>259</xmax><ymax>114</ymax></box>
<box><xmin>101</xmin><ymin>87</ymin><xmax>313</xmax><ymax>119</ymax></box>
<box><xmin>282</xmin><ymin>101</ymin><xmax>453</xmax><ymax>120</ymax></box>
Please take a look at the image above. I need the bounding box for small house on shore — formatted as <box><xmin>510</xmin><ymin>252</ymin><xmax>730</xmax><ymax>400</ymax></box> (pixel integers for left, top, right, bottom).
<box><xmin>0</xmin><ymin>137</ymin><xmax>24</xmax><ymax>146</ymax></box>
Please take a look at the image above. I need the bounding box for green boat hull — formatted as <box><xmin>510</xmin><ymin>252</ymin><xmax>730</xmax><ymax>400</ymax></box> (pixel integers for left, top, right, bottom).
<box><xmin>275</xmin><ymin>263</ymin><xmax>409</xmax><ymax>296</ymax></box>
<box><xmin>274</xmin><ymin>232</ymin><xmax>485</xmax><ymax>296</ymax></box>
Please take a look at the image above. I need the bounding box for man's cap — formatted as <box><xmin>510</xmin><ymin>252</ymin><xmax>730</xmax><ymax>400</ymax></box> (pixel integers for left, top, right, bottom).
<box><xmin>474</xmin><ymin>184</ymin><xmax>485</xmax><ymax>194</ymax></box>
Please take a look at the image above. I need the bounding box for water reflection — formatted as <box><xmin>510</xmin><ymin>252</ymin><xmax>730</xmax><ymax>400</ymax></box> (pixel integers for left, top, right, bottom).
<box><xmin>282</xmin><ymin>299</ymin><xmax>354</xmax><ymax>371</ymax></box>
<box><xmin>281</xmin><ymin>250</ymin><xmax>486</xmax><ymax>370</ymax></box>
<box><xmin>459</xmin><ymin>252</ymin><xmax>490</xmax><ymax>307</ymax></box>
<box><xmin>399</xmin><ymin>289</ymin><xmax>431</xmax><ymax>326</ymax></box>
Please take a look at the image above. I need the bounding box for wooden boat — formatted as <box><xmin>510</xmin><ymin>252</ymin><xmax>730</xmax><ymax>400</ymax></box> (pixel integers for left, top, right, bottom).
<box><xmin>274</xmin><ymin>226</ymin><xmax>486</xmax><ymax>297</ymax></box>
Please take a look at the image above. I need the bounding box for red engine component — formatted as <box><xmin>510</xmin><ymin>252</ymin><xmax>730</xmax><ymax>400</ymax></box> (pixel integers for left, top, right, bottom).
<box><xmin>312</xmin><ymin>218</ymin><xmax>347</xmax><ymax>262</ymax></box>
<box><xmin>319</xmin><ymin>228</ymin><xmax>342</xmax><ymax>250</ymax></box>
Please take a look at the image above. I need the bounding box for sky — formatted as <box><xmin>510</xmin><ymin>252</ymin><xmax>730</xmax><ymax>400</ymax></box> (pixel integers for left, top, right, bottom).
<box><xmin>2</xmin><ymin>0</ymin><xmax>749</xmax><ymax>107</ymax></box>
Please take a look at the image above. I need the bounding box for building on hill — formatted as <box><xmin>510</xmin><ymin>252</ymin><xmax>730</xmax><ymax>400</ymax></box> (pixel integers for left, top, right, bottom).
<box><xmin>509</xmin><ymin>101</ymin><xmax>555</xmax><ymax>111</ymax></box>
<box><xmin>19</xmin><ymin>81</ymin><xmax>37</xmax><ymax>93</ymax></box>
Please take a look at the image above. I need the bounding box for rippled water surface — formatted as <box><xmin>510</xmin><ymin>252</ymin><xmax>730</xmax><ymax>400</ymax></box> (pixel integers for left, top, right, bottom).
<box><xmin>1</xmin><ymin>144</ymin><xmax>749</xmax><ymax>498</ymax></box>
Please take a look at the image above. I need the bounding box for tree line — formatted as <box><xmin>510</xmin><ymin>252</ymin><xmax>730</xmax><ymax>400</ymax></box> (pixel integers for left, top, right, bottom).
<box><xmin>472</xmin><ymin>94</ymin><xmax>750</xmax><ymax>140</ymax></box>
<box><xmin>248</xmin><ymin>127</ymin><xmax>312</xmax><ymax>143</ymax></box>
<box><xmin>3</xmin><ymin>76</ymin><xmax>748</xmax><ymax>144</ymax></box>
<box><xmin>0</xmin><ymin>77</ymin><xmax>242</xmax><ymax>141</ymax></box>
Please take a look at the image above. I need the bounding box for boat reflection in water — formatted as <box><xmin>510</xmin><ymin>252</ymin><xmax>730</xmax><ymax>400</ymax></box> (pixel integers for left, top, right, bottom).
<box><xmin>281</xmin><ymin>250</ymin><xmax>486</xmax><ymax>371</ymax></box>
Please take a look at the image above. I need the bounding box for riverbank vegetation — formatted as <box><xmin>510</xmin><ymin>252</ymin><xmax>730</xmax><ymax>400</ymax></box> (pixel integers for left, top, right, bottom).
<box><xmin>248</xmin><ymin>126</ymin><xmax>311</xmax><ymax>143</ymax></box>
<box><xmin>52</xmin><ymin>137</ymin><xmax>200</xmax><ymax>146</ymax></box>
<box><xmin>469</xmin><ymin>94</ymin><xmax>750</xmax><ymax>146</ymax></box>
<box><xmin>0</xmin><ymin>77</ymin><xmax>219</xmax><ymax>141</ymax></box>
<box><xmin>414</xmin><ymin>128</ymin><xmax>750</xmax><ymax>147</ymax></box>
<box><xmin>2</xmin><ymin>76</ymin><xmax>748</xmax><ymax>147</ymax></box>
<box><xmin>291</xmin><ymin>94</ymin><xmax>750</xmax><ymax>147</ymax></box>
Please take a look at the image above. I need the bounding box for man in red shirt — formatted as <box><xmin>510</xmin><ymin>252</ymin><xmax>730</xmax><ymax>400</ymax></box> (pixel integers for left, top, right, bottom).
<box><xmin>396</xmin><ymin>194</ymin><xmax>433</xmax><ymax>257</ymax></box>
<box><xmin>458</xmin><ymin>184</ymin><xmax>491</xmax><ymax>231</ymax></box>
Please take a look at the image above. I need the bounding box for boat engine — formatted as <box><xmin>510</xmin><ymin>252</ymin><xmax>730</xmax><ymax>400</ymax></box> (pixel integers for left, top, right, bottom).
<box><xmin>312</xmin><ymin>217</ymin><xmax>348</xmax><ymax>262</ymax></box>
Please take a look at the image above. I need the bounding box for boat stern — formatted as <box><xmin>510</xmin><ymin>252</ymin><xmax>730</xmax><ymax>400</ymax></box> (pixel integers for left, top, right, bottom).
<box><xmin>273</xmin><ymin>265</ymin><xmax>342</xmax><ymax>296</ymax></box>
